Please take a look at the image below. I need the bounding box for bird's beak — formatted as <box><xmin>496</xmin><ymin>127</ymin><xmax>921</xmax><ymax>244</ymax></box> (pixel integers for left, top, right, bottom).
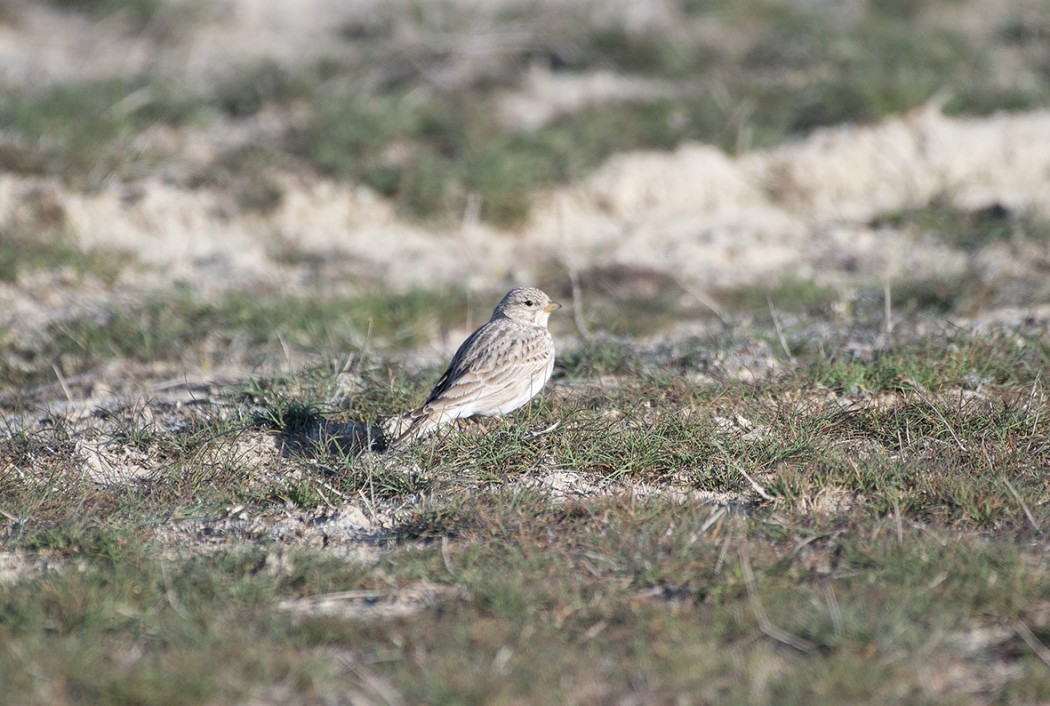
<box><xmin>544</xmin><ymin>301</ymin><xmax>563</xmax><ymax>313</ymax></box>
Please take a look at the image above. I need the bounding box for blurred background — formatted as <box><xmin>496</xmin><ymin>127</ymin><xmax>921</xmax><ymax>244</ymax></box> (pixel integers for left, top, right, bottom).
<box><xmin>2</xmin><ymin>0</ymin><xmax>1050</xmax><ymax>386</ymax></box>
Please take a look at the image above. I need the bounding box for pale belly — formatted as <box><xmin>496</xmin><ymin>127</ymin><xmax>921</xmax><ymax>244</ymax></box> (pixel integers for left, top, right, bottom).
<box><xmin>457</xmin><ymin>357</ymin><xmax>554</xmax><ymax>419</ymax></box>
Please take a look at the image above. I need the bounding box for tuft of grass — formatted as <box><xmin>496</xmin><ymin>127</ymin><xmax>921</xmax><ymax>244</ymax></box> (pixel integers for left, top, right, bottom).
<box><xmin>44</xmin><ymin>0</ymin><xmax>166</xmax><ymax>20</ymax></box>
<box><xmin>286</xmin><ymin>89</ymin><xmax>694</xmax><ymax>225</ymax></box>
<box><xmin>812</xmin><ymin>332</ymin><xmax>1050</xmax><ymax>393</ymax></box>
<box><xmin>577</xmin><ymin>22</ymin><xmax>715</xmax><ymax>77</ymax></box>
<box><xmin>252</xmin><ymin>396</ymin><xmax>323</xmax><ymax>437</ymax></box>
<box><xmin>719</xmin><ymin>274</ymin><xmax>842</xmax><ymax>316</ymax></box>
<box><xmin>890</xmin><ymin>271</ymin><xmax>976</xmax><ymax>314</ymax></box>
<box><xmin>873</xmin><ymin>198</ymin><xmax>1050</xmax><ymax>252</ymax></box>
<box><xmin>555</xmin><ymin>337</ymin><xmax>647</xmax><ymax>378</ymax></box>
<box><xmin>209</xmin><ymin>61</ymin><xmax>315</xmax><ymax>119</ymax></box>
<box><xmin>0</xmin><ymin>77</ymin><xmax>200</xmax><ymax>185</ymax></box>
<box><xmin>848</xmin><ymin>200</ymin><xmax>1050</xmax><ymax>315</ymax></box>
<box><xmin>190</xmin><ymin>145</ymin><xmax>287</xmax><ymax>214</ymax></box>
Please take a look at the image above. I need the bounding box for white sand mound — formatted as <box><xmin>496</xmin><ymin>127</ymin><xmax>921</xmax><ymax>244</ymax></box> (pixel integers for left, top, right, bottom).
<box><xmin>3</xmin><ymin>107</ymin><xmax>1048</xmax><ymax>300</ymax></box>
<box><xmin>529</xmin><ymin>106</ymin><xmax>1050</xmax><ymax>288</ymax></box>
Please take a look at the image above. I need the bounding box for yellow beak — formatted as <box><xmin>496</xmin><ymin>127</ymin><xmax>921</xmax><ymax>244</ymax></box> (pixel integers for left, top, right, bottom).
<box><xmin>543</xmin><ymin>301</ymin><xmax>563</xmax><ymax>313</ymax></box>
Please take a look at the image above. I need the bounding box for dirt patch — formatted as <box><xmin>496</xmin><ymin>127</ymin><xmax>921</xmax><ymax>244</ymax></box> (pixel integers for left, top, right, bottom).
<box><xmin>151</xmin><ymin>502</ymin><xmax>392</xmax><ymax>563</ymax></box>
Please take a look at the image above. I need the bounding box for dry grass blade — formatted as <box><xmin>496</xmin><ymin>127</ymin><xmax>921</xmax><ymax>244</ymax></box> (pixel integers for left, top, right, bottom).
<box><xmin>441</xmin><ymin>534</ymin><xmax>456</xmax><ymax>576</ymax></box>
<box><xmin>881</xmin><ymin>280</ymin><xmax>893</xmax><ymax>344</ymax></box>
<box><xmin>893</xmin><ymin>498</ymin><xmax>904</xmax><ymax>545</ymax></box>
<box><xmin>738</xmin><ymin>545</ymin><xmax>814</xmax><ymax>653</ymax></box>
<box><xmin>767</xmin><ymin>296</ymin><xmax>795</xmax><ymax>363</ymax></box>
<box><xmin>341</xmin><ymin>660</ymin><xmax>406</xmax><ymax>706</ymax></box>
<box><xmin>527</xmin><ymin>420</ymin><xmax>561</xmax><ymax>438</ymax></box>
<box><xmin>1002</xmin><ymin>478</ymin><xmax>1042</xmax><ymax>532</ymax></box>
<box><xmin>278</xmin><ymin>583</ymin><xmax>462</xmax><ymax>621</ymax></box>
<box><xmin>736</xmin><ymin>463</ymin><xmax>776</xmax><ymax>502</ymax></box>
<box><xmin>698</xmin><ymin>504</ymin><xmax>728</xmax><ymax>536</ymax></box>
<box><xmin>709</xmin><ymin>438</ymin><xmax>776</xmax><ymax>501</ymax></box>
<box><xmin>903</xmin><ymin>377</ymin><xmax>967</xmax><ymax>452</ymax></box>
<box><xmin>1014</xmin><ymin>621</ymin><xmax>1050</xmax><ymax>668</ymax></box>
<box><xmin>821</xmin><ymin>580</ymin><xmax>844</xmax><ymax>639</ymax></box>
<box><xmin>673</xmin><ymin>274</ymin><xmax>730</xmax><ymax>326</ymax></box>
<box><xmin>51</xmin><ymin>364</ymin><xmax>75</xmax><ymax>405</ymax></box>
<box><xmin>1027</xmin><ymin>373</ymin><xmax>1043</xmax><ymax>436</ymax></box>
<box><xmin>567</xmin><ymin>263</ymin><xmax>593</xmax><ymax>341</ymax></box>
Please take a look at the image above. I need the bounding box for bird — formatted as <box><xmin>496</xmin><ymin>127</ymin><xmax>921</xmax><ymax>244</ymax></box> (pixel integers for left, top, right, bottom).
<box><xmin>387</xmin><ymin>286</ymin><xmax>561</xmax><ymax>447</ymax></box>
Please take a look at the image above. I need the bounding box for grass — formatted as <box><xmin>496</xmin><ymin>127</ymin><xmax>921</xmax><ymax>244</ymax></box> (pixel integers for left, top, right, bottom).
<box><xmin>45</xmin><ymin>0</ymin><xmax>165</xmax><ymax>17</ymax></box>
<box><xmin>2</xmin><ymin>311</ymin><xmax>1049</xmax><ymax>702</ymax></box>
<box><xmin>0</xmin><ymin>76</ymin><xmax>201</xmax><ymax>186</ymax></box>
<box><xmin>286</xmin><ymin>90</ymin><xmax>698</xmax><ymax>225</ymax></box>
<box><xmin>1</xmin><ymin>492</ymin><xmax>1046</xmax><ymax>703</ymax></box>
<box><xmin>872</xmin><ymin>200</ymin><xmax>1050</xmax><ymax>314</ymax></box>
<box><xmin>43</xmin><ymin>0</ymin><xmax>208</xmax><ymax>36</ymax></box>
<box><xmin>874</xmin><ymin>198</ymin><xmax>1050</xmax><ymax>252</ymax></box>
<box><xmin>812</xmin><ymin>332</ymin><xmax>1050</xmax><ymax>392</ymax></box>
<box><xmin>0</xmin><ymin>228</ymin><xmax>133</xmax><ymax>284</ymax></box>
<box><xmin>719</xmin><ymin>275</ymin><xmax>843</xmax><ymax>316</ymax></box>
<box><xmin>0</xmin><ymin>285</ymin><xmax>476</xmax><ymax>390</ymax></box>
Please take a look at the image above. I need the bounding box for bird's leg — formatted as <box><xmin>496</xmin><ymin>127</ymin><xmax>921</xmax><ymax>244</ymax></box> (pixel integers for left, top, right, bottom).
<box><xmin>475</xmin><ymin>416</ymin><xmax>509</xmax><ymax>435</ymax></box>
<box><xmin>466</xmin><ymin>416</ymin><xmax>493</xmax><ymax>434</ymax></box>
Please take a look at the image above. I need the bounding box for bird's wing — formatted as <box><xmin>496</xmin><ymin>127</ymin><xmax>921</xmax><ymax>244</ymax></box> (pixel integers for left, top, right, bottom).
<box><xmin>422</xmin><ymin>322</ymin><xmax>553</xmax><ymax>414</ymax></box>
<box><xmin>389</xmin><ymin>323</ymin><xmax>553</xmax><ymax>447</ymax></box>
<box><xmin>421</xmin><ymin>324</ymin><xmax>493</xmax><ymax>405</ymax></box>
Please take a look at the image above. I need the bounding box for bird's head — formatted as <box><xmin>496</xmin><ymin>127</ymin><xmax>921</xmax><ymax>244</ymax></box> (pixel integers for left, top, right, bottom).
<box><xmin>493</xmin><ymin>287</ymin><xmax>562</xmax><ymax>326</ymax></box>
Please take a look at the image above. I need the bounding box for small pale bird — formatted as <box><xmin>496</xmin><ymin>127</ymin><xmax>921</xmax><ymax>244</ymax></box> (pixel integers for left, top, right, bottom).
<box><xmin>388</xmin><ymin>287</ymin><xmax>561</xmax><ymax>447</ymax></box>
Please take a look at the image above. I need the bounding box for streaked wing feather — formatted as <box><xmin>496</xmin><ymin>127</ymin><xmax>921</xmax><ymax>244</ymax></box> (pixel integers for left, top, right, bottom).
<box><xmin>422</xmin><ymin>321</ymin><xmax>552</xmax><ymax>415</ymax></box>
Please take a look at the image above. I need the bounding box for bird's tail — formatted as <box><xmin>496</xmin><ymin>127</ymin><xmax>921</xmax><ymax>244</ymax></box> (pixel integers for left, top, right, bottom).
<box><xmin>382</xmin><ymin>408</ymin><xmax>442</xmax><ymax>449</ymax></box>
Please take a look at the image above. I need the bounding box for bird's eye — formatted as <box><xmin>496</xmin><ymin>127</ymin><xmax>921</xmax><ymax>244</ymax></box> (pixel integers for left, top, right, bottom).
<box><xmin>525</xmin><ymin>299</ymin><xmax>534</xmax><ymax>306</ymax></box>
